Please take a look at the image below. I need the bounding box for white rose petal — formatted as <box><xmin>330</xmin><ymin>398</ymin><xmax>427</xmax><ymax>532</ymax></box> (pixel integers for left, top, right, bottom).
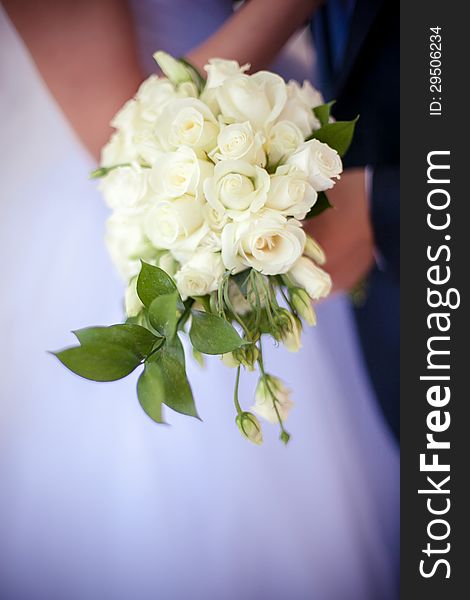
<box><xmin>156</xmin><ymin>98</ymin><xmax>219</xmax><ymax>151</ymax></box>
<box><xmin>144</xmin><ymin>194</ymin><xmax>204</xmax><ymax>249</ymax></box>
<box><xmin>106</xmin><ymin>209</ymin><xmax>155</xmax><ymax>280</ymax></box>
<box><xmin>210</xmin><ymin>121</ymin><xmax>266</xmax><ymax>165</ymax></box>
<box><xmin>288</xmin><ymin>256</ymin><xmax>332</xmax><ymax>300</ymax></box>
<box><xmin>266</xmin><ymin>120</ymin><xmax>304</xmax><ymax>166</ymax></box>
<box><xmin>125</xmin><ymin>277</ymin><xmax>144</xmax><ymax>317</ymax></box>
<box><xmin>101</xmin><ymin>131</ymin><xmax>137</xmax><ymax>166</ymax></box>
<box><xmin>216</xmin><ymin>71</ymin><xmax>287</xmax><ymax>130</ymax></box>
<box><xmin>287</xmin><ymin>139</ymin><xmax>343</xmax><ymax>191</ymax></box>
<box><xmin>174</xmin><ymin>250</ymin><xmax>224</xmax><ymax>299</ymax></box>
<box><xmin>204</xmin><ymin>160</ymin><xmax>270</xmax><ymax>221</ymax></box>
<box><xmin>204</xmin><ymin>58</ymin><xmax>250</xmax><ymax>89</ymax></box>
<box><xmin>135</xmin><ymin>76</ymin><xmax>178</xmax><ymax>121</ymax></box>
<box><xmin>277</xmin><ymin>80</ymin><xmax>324</xmax><ymax>137</ymax></box>
<box><xmin>222</xmin><ymin>211</ymin><xmax>305</xmax><ymax>275</ymax></box>
<box><xmin>265</xmin><ymin>165</ymin><xmax>317</xmax><ymax>220</ymax></box>
<box><xmin>99</xmin><ymin>165</ymin><xmax>148</xmax><ymax>210</ymax></box>
<box><xmin>149</xmin><ymin>147</ymin><xmax>213</xmax><ymax>199</ymax></box>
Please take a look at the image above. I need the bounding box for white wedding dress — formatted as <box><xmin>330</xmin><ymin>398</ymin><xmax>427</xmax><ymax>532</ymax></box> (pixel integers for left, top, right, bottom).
<box><xmin>0</xmin><ymin>4</ymin><xmax>399</xmax><ymax>600</ymax></box>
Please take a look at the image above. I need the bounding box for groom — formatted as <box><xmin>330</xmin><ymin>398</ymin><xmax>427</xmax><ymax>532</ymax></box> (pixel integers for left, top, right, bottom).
<box><xmin>309</xmin><ymin>0</ymin><xmax>399</xmax><ymax>439</ymax></box>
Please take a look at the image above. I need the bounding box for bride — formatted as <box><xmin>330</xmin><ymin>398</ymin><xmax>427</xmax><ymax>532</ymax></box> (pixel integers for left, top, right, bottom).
<box><xmin>0</xmin><ymin>1</ymin><xmax>399</xmax><ymax>599</ymax></box>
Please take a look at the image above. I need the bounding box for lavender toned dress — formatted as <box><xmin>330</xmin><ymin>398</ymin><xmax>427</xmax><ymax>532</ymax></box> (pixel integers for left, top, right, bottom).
<box><xmin>0</xmin><ymin>3</ymin><xmax>399</xmax><ymax>599</ymax></box>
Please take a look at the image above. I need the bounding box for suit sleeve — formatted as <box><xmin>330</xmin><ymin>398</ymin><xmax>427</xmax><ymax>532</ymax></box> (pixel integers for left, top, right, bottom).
<box><xmin>371</xmin><ymin>165</ymin><xmax>400</xmax><ymax>281</ymax></box>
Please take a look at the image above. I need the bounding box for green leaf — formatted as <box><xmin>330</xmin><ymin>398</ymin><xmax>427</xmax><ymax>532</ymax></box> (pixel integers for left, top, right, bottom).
<box><xmin>150</xmin><ymin>349</ymin><xmax>198</xmax><ymax>418</ymax></box>
<box><xmin>307</xmin><ymin>116</ymin><xmax>359</xmax><ymax>157</ymax></box>
<box><xmin>165</xmin><ymin>333</ymin><xmax>186</xmax><ymax>367</ymax></box>
<box><xmin>73</xmin><ymin>324</ymin><xmax>159</xmax><ymax>359</ymax></box>
<box><xmin>313</xmin><ymin>101</ymin><xmax>336</xmax><ymax>127</ymax></box>
<box><xmin>53</xmin><ymin>343</ymin><xmax>142</xmax><ymax>382</ymax></box>
<box><xmin>137</xmin><ymin>261</ymin><xmax>177</xmax><ymax>308</ymax></box>
<box><xmin>149</xmin><ymin>292</ymin><xmax>180</xmax><ymax>339</ymax></box>
<box><xmin>137</xmin><ymin>362</ymin><xmax>165</xmax><ymax>423</ymax></box>
<box><xmin>305</xmin><ymin>191</ymin><xmax>332</xmax><ymax>219</ymax></box>
<box><xmin>189</xmin><ymin>311</ymin><xmax>244</xmax><ymax>355</ymax></box>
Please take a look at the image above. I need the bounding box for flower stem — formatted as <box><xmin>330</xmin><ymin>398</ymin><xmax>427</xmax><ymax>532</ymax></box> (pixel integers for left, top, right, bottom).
<box><xmin>233</xmin><ymin>366</ymin><xmax>243</xmax><ymax>416</ymax></box>
<box><xmin>257</xmin><ymin>340</ymin><xmax>288</xmax><ymax>436</ymax></box>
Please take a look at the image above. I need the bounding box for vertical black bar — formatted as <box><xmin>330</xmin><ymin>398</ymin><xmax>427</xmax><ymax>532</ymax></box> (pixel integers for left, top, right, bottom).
<box><xmin>401</xmin><ymin>1</ymin><xmax>468</xmax><ymax>597</ymax></box>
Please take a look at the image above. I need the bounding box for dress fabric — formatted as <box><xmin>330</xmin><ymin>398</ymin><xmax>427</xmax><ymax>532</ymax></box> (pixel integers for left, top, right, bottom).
<box><xmin>0</xmin><ymin>4</ymin><xmax>399</xmax><ymax>600</ymax></box>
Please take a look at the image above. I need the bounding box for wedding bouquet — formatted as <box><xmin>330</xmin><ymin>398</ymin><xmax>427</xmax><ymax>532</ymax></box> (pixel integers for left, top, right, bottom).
<box><xmin>54</xmin><ymin>52</ymin><xmax>357</xmax><ymax>444</ymax></box>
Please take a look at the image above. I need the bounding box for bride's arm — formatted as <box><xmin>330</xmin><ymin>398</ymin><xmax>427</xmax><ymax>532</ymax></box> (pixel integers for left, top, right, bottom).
<box><xmin>4</xmin><ymin>0</ymin><xmax>321</xmax><ymax>158</ymax></box>
<box><xmin>188</xmin><ymin>0</ymin><xmax>321</xmax><ymax>72</ymax></box>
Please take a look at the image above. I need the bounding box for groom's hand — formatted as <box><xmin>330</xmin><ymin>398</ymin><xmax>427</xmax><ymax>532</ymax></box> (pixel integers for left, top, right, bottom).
<box><xmin>305</xmin><ymin>168</ymin><xmax>375</xmax><ymax>293</ymax></box>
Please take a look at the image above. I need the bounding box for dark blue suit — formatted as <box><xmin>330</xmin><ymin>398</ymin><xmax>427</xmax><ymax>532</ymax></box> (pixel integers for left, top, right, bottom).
<box><xmin>312</xmin><ymin>0</ymin><xmax>400</xmax><ymax>439</ymax></box>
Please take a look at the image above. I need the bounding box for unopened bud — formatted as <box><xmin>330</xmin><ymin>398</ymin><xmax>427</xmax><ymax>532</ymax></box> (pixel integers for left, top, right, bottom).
<box><xmin>304</xmin><ymin>235</ymin><xmax>326</xmax><ymax>265</ymax></box>
<box><xmin>233</xmin><ymin>344</ymin><xmax>259</xmax><ymax>371</ymax></box>
<box><xmin>236</xmin><ymin>412</ymin><xmax>263</xmax><ymax>445</ymax></box>
<box><xmin>153</xmin><ymin>51</ymin><xmax>193</xmax><ymax>85</ymax></box>
<box><xmin>290</xmin><ymin>288</ymin><xmax>317</xmax><ymax>326</ymax></box>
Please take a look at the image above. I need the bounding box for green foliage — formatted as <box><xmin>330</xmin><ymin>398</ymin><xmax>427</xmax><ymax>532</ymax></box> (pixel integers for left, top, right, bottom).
<box><xmin>149</xmin><ymin>348</ymin><xmax>198</xmax><ymax>418</ymax></box>
<box><xmin>313</xmin><ymin>101</ymin><xmax>336</xmax><ymax>127</ymax></box>
<box><xmin>53</xmin><ymin>343</ymin><xmax>142</xmax><ymax>382</ymax></box>
<box><xmin>189</xmin><ymin>311</ymin><xmax>245</xmax><ymax>355</ymax></box>
<box><xmin>137</xmin><ymin>362</ymin><xmax>166</xmax><ymax>423</ymax></box>
<box><xmin>307</xmin><ymin>116</ymin><xmax>359</xmax><ymax>157</ymax></box>
<box><xmin>137</xmin><ymin>261</ymin><xmax>177</xmax><ymax>308</ymax></box>
<box><xmin>73</xmin><ymin>324</ymin><xmax>159</xmax><ymax>359</ymax></box>
<box><xmin>149</xmin><ymin>292</ymin><xmax>180</xmax><ymax>339</ymax></box>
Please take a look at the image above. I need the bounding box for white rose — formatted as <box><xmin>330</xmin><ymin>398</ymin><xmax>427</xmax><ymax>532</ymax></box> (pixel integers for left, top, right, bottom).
<box><xmin>252</xmin><ymin>375</ymin><xmax>293</xmax><ymax>424</ymax></box>
<box><xmin>111</xmin><ymin>98</ymin><xmax>141</xmax><ymax>132</ymax></box>
<box><xmin>265</xmin><ymin>165</ymin><xmax>318</xmax><ymax>220</ymax></box>
<box><xmin>155</xmin><ymin>98</ymin><xmax>219</xmax><ymax>151</ymax></box>
<box><xmin>125</xmin><ymin>277</ymin><xmax>144</xmax><ymax>317</ymax></box>
<box><xmin>174</xmin><ymin>250</ymin><xmax>224</xmax><ymax>299</ymax></box>
<box><xmin>286</xmin><ymin>139</ymin><xmax>343</xmax><ymax>191</ymax></box>
<box><xmin>144</xmin><ymin>195</ymin><xmax>204</xmax><ymax>249</ymax></box>
<box><xmin>202</xmin><ymin>202</ymin><xmax>228</xmax><ymax>233</ymax></box>
<box><xmin>105</xmin><ymin>209</ymin><xmax>155</xmax><ymax>280</ymax></box>
<box><xmin>149</xmin><ymin>147</ymin><xmax>213</xmax><ymax>199</ymax></box>
<box><xmin>266</xmin><ymin>120</ymin><xmax>304</xmax><ymax>166</ymax></box>
<box><xmin>222</xmin><ymin>212</ymin><xmax>305</xmax><ymax>275</ymax></box>
<box><xmin>204</xmin><ymin>58</ymin><xmax>250</xmax><ymax>89</ymax></box>
<box><xmin>105</xmin><ymin>98</ymin><xmax>162</xmax><ymax>166</ymax></box>
<box><xmin>277</xmin><ymin>80</ymin><xmax>324</xmax><ymax>136</ymax></box>
<box><xmin>216</xmin><ymin>71</ymin><xmax>287</xmax><ymax>129</ymax></box>
<box><xmin>204</xmin><ymin>160</ymin><xmax>270</xmax><ymax>221</ymax></box>
<box><xmin>99</xmin><ymin>165</ymin><xmax>148</xmax><ymax>210</ymax></box>
<box><xmin>101</xmin><ymin>131</ymin><xmax>137</xmax><ymax>166</ymax></box>
<box><xmin>136</xmin><ymin>76</ymin><xmax>177</xmax><ymax>121</ymax></box>
<box><xmin>288</xmin><ymin>256</ymin><xmax>332</xmax><ymax>300</ymax></box>
<box><xmin>158</xmin><ymin>251</ymin><xmax>178</xmax><ymax>276</ymax></box>
<box><xmin>210</xmin><ymin>121</ymin><xmax>266</xmax><ymax>165</ymax></box>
